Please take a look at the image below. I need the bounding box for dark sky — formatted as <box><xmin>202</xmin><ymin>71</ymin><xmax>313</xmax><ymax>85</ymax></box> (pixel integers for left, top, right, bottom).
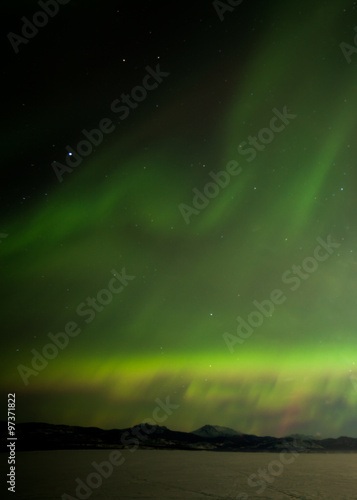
<box><xmin>1</xmin><ymin>0</ymin><xmax>357</xmax><ymax>438</ymax></box>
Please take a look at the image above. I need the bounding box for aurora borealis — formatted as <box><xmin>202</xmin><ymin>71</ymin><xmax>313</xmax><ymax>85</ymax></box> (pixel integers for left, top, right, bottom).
<box><xmin>2</xmin><ymin>0</ymin><xmax>357</xmax><ymax>439</ymax></box>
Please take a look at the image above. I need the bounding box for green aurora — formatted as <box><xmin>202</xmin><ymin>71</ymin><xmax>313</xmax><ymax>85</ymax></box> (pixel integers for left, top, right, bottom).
<box><xmin>1</xmin><ymin>0</ymin><xmax>357</xmax><ymax>438</ymax></box>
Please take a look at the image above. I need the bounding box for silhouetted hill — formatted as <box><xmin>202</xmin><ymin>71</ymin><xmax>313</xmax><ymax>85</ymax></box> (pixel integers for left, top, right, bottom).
<box><xmin>287</xmin><ymin>433</ymin><xmax>321</xmax><ymax>440</ymax></box>
<box><xmin>192</xmin><ymin>424</ymin><xmax>242</xmax><ymax>438</ymax></box>
<box><xmin>1</xmin><ymin>421</ymin><xmax>356</xmax><ymax>452</ymax></box>
<box><xmin>319</xmin><ymin>436</ymin><xmax>357</xmax><ymax>451</ymax></box>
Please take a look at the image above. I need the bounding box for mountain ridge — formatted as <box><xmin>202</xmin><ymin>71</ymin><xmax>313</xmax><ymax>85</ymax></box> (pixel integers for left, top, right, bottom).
<box><xmin>1</xmin><ymin>421</ymin><xmax>357</xmax><ymax>452</ymax></box>
<box><xmin>191</xmin><ymin>424</ymin><xmax>243</xmax><ymax>438</ymax></box>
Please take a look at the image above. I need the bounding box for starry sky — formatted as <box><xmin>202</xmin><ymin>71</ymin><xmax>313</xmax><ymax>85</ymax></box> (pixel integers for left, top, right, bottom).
<box><xmin>1</xmin><ymin>0</ymin><xmax>357</xmax><ymax>439</ymax></box>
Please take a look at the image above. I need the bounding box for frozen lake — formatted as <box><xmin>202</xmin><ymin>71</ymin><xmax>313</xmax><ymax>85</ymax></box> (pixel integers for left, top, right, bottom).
<box><xmin>3</xmin><ymin>449</ymin><xmax>357</xmax><ymax>499</ymax></box>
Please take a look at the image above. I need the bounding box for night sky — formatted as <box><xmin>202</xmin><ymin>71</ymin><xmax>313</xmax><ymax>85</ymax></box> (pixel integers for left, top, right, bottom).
<box><xmin>1</xmin><ymin>0</ymin><xmax>357</xmax><ymax>439</ymax></box>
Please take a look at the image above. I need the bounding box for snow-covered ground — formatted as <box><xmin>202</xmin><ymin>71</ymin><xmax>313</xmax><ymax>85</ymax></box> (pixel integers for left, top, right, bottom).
<box><xmin>5</xmin><ymin>449</ymin><xmax>357</xmax><ymax>499</ymax></box>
